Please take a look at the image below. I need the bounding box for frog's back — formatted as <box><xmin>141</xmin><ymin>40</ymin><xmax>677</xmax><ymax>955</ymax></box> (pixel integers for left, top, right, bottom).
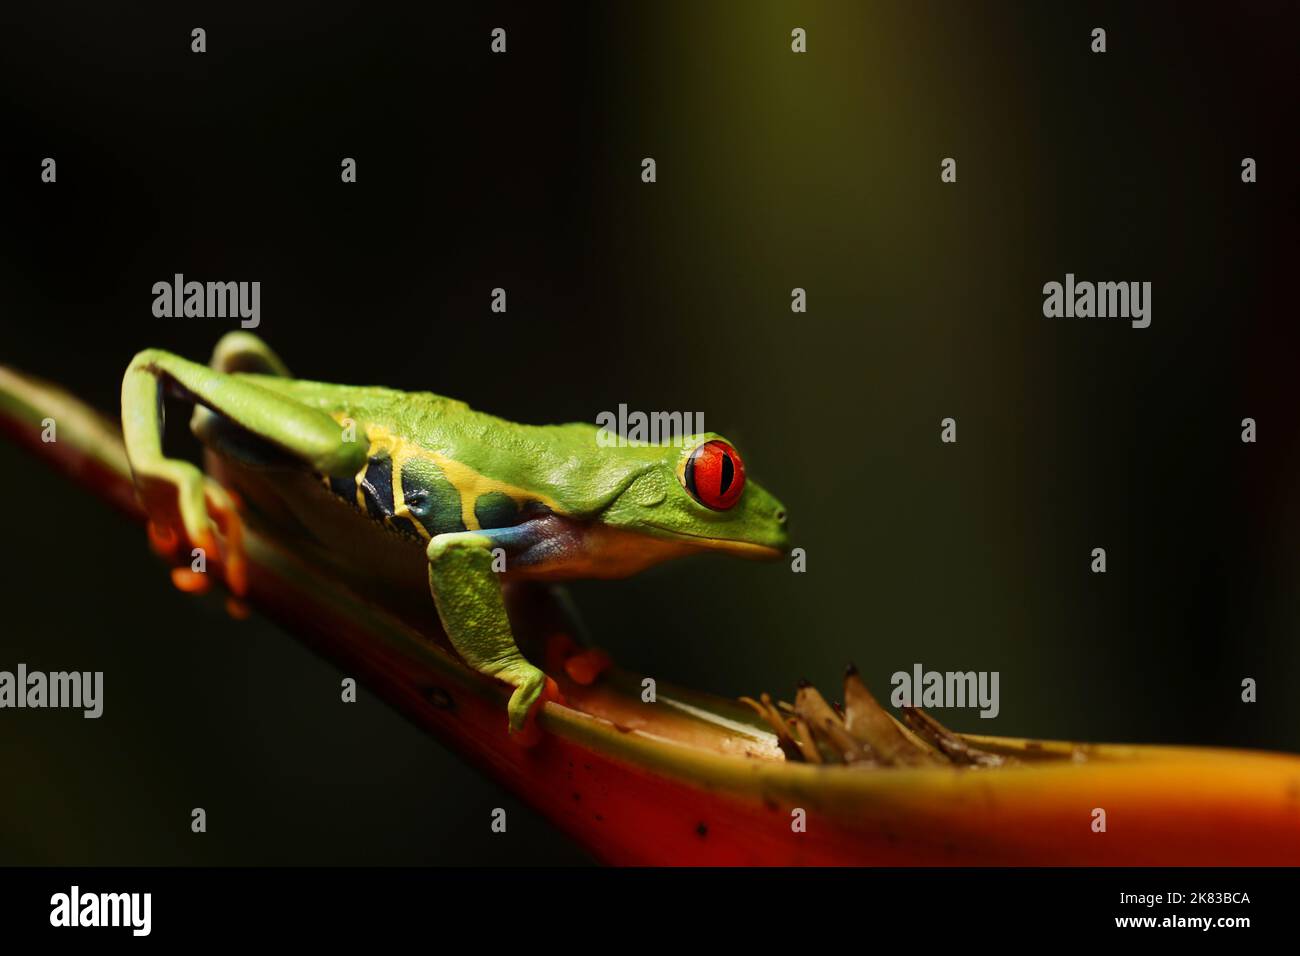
<box><xmin>226</xmin><ymin>374</ymin><xmax>652</xmax><ymax>548</ymax></box>
<box><xmin>237</xmin><ymin>376</ymin><xmax>470</xmax><ymax>437</ymax></box>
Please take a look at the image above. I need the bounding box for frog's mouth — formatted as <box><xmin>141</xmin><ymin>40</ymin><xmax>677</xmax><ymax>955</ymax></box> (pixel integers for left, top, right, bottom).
<box><xmin>643</xmin><ymin>524</ymin><xmax>782</xmax><ymax>559</ymax></box>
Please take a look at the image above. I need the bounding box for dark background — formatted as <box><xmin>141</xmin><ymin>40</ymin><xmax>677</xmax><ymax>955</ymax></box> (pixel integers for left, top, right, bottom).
<box><xmin>1</xmin><ymin>1</ymin><xmax>1296</xmax><ymax>864</ymax></box>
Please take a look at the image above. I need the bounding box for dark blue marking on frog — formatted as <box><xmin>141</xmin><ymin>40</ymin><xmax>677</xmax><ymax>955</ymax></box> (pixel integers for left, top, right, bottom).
<box><xmin>360</xmin><ymin>455</ymin><xmax>395</xmax><ymax>520</ymax></box>
<box><xmin>328</xmin><ymin>474</ymin><xmax>359</xmax><ymax>503</ymax></box>
<box><xmin>401</xmin><ymin>457</ymin><xmax>468</xmax><ymax>537</ymax></box>
<box><xmin>474</xmin><ymin>491</ymin><xmax>523</xmax><ymax>530</ymax></box>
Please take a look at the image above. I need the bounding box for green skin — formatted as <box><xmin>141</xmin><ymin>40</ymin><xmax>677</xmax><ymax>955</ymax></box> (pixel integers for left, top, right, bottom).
<box><xmin>121</xmin><ymin>333</ymin><xmax>789</xmax><ymax>733</ymax></box>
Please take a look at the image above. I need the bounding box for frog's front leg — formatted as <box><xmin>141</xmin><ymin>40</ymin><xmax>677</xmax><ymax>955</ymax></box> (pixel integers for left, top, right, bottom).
<box><xmin>426</xmin><ymin>530</ymin><xmax>561</xmax><ymax>737</ymax></box>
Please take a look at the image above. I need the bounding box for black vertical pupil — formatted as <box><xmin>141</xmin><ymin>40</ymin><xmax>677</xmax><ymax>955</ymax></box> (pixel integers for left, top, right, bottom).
<box><xmin>718</xmin><ymin>450</ymin><xmax>734</xmax><ymax>495</ymax></box>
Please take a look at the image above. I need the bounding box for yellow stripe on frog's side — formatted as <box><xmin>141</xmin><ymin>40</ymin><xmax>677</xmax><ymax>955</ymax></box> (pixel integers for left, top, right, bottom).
<box><xmin>360</xmin><ymin>422</ymin><xmax>566</xmax><ymax>533</ymax></box>
<box><xmin>350</xmin><ymin>424</ymin><xmax>430</xmax><ymax>537</ymax></box>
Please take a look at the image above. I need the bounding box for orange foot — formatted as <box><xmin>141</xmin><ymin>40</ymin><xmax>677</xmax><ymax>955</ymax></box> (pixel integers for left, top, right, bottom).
<box><xmin>148</xmin><ymin>521</ymin><xmax>182</xmax><ymax>559</ymax></box>
<box><xmin>204</xmin><ymin>483</ymin><xmax>248</xmax><ymax>599</ymax></box>
<box><xmin>564</xmin><ymin>648</ymin><xmax>612</xmax><ymax>686</ymax></box>
<box><xmin>170</xmin><ymin>567</ymin><xmax>211</xmax><ymax>595</ymax></box>
<box><xmin>543</xmin><ymin>632</ymin><xmax>613</xmax><ymax>686</ymax></box>
<box><xmin>152</xmin><ymin>481</ymin><xmax>248</xmax><ymax>602</ymax></box>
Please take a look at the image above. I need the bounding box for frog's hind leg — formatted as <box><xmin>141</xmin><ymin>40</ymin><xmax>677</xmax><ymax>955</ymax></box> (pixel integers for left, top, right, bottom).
<box><xmin>206</xmin><ymin>331</ymin><xmax>292</xmax><ymax>377</ymax></box>
<box><xmin>192</xmin><ymin>332</ymin><xmax>297</xmax><ymax>467</ymax></box>
<box><xmin>509</xmin><ymin>585</ymin><xmax>611</xmax><ymax>687</ymax></box>
<box><xmin>550</xmin><ymin>588</ymin><xmax>612</xmax><ymax>686</ymax></box>
<box><xmin>121</xmin><ymin>347</ymin><xmax>366</xmax><ymax>597</ymax></box>
<box><xmin>187</xmin><ymin>335</ymin><xmax>295</xmax><ymax>597</ymax></box>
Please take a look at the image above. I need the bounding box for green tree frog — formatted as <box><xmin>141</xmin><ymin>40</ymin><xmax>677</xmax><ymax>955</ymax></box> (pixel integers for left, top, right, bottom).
<box><xmin>120</xmin><ymin>333</ymin><xmax>789</xmax><ymax>734</ymax></box>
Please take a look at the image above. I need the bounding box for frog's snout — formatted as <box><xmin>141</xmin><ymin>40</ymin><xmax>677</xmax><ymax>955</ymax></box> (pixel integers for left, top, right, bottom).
<box><xmin>764</xmin><ymin>502</ymin><xmax>791</xmax><ymax>554</ymax></box>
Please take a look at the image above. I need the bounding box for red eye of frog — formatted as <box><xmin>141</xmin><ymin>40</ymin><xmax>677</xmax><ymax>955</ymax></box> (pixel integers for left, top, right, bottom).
<box><xmin>683</xmin><ymin>440</ymin><xmax>746</xmax><ymax>510</ymax></box>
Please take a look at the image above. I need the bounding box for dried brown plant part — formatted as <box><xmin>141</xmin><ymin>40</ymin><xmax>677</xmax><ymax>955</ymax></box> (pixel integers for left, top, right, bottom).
<box><xmin>739</xmin><ymin>693</ymin><xmax>804</xmax><ymax>761</ymax></box>
<box><xmin>780</xmin><ymin>698</ymin><xmax>837</xmax><ymax>762</ymax></box>
<box><xmin>889</xmin><ymin>713</ymin><xmax>942</xmax><ymax>756</ymax></box>
<box><xmin>901</xmin><ymin>706</ymin><xmax>1008</xmax><ymax>767</ymax></box>
<box><xmin>788</xmin><ymin>712</ymin><xmax>824</xmax><ymax>764</ymax></box>
<box><xmin>794</xmin><ymin>681</ymin><xmax>875</xmax><ymax>765</ymax></box>
<box><xmin>843</xmin><ymin>665</ymin><xmax>940</xmax><ymax>766</ymax></box>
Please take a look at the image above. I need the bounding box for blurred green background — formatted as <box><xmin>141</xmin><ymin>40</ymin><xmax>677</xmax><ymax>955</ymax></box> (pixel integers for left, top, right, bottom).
<box><xmin>1</xmin><ymin>1</ymin><xmax>1296</xmax><ymax>864</ymax></box>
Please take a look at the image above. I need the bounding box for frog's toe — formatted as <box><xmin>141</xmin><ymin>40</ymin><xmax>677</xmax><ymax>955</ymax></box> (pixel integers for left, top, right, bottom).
<box><xmin>147</xmin><ymin>520</ymin><xmax>182</xmax><ymax>559</ymax></box>
<box><xmin>135</xmin><ymin>462</ymin><xmax>212</xmax><ymax>554</ymax></box>
<box><xmin>542</xmin><ymin>633</ymin><xmax>611</xmax><ymax>687</ymax></box>
<box><xmin>170</xmin><ymin>566</ymin><xmax>212</xmax><ymax>595</ymax></box>
<box><xmin>563</xmin><ymin>648</ymin><xmax>612</xmax><ymax>686</ymax></box>
<box><xmin>204</xmin><ymin>481</ymin><xmax>248</xmax><ymax>598</ymax></box>
<box><xmin>225</xmin><ymin>596</ymin><xmax>252</xmax><ymax>620</ymax></box>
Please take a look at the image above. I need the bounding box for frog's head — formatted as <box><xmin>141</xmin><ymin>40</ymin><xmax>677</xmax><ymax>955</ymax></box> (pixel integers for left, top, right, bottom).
<box><xmin>600</xmin><ymin>434</ymin><xmax>789</xmax><ymax>560</ymax></box>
